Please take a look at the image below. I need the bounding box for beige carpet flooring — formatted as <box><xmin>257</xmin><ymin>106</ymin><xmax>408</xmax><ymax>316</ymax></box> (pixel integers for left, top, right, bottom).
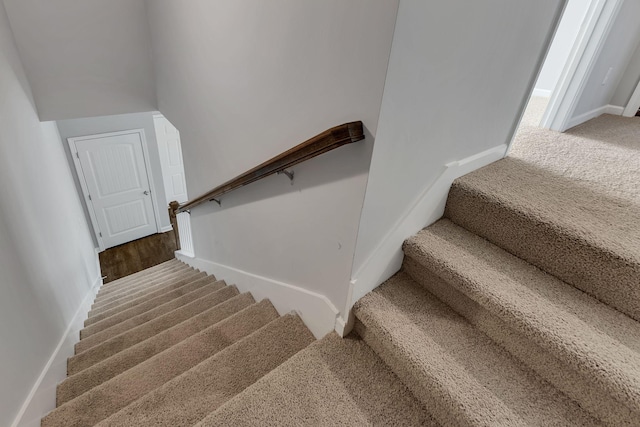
<box><xmin>514</xmin><ymin>96</ymin><xmax>640</xmax><ymax>201</ymax></box>
<box><xmin>43</xmin><ymin>261</ymin><xmax>436</xmax><ymax>426</ymax></box>
<box><xmin>355</xmin><ymin>98</ymin><xmax>640</xmax><ymax>425</ymax></box>
<box><xmin>41</xmin><ymin>100</ymin><xmax>639</xmax><ymax>426</ymax></box>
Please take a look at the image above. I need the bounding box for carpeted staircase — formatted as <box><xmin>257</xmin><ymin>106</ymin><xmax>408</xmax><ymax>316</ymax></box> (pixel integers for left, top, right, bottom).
<box><xmin>42</xmin><ymin>259</ymin><xmax>434</xmax><ymax>426</ymax></box>
<box><xmin>42</xmin><ymin>148</ymin><xmax>638</xmax><ymax>425</ymax></box>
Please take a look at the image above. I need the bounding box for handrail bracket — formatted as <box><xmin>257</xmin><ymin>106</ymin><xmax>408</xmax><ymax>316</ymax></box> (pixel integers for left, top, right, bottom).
<box><xmin>277</xmin><ymin>169</ymin><xmax>295</xmax><ymax>185</ymax></box>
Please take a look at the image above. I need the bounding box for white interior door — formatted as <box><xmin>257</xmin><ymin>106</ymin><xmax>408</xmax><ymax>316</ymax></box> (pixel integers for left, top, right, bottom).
<box><xmin>153</xmin><ymin>115</ymin><xmax>188</xmax><ymax>204</ymax></box>
<box><xmin>70</xmin><ymin>130</ymin><xmax>158</xmax><ymax>250</ymax></box>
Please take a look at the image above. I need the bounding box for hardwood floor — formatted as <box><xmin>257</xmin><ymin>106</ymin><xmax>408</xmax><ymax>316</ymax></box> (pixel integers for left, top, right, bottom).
<box><xmin>99</xmin><ymin>231</ymin><xmax>178</xmax><ymax>283</ymax></box>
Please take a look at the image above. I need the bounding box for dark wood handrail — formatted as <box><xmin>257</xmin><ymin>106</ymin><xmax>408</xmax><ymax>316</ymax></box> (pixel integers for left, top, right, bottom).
<box><xmin>174</xmin><ymin>121</ymin><xmax>365</xmax><ymax>214</ymax></box>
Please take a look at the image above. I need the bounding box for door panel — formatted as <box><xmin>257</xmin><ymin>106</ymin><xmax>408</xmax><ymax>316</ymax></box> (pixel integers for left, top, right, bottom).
<box><xmin>154</xmin><ymin>115</ymin><xmax>188</xmax><ymax>204</ymax></box>
<box><xmin>76</xmin><ymin>131</ymin><xmax>157</xmax><ymax>249</ymax></box>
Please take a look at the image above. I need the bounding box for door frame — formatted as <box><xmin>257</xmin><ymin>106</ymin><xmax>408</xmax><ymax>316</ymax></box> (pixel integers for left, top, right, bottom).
<box><xmin>541</xmin><ymin>0</ymin><xmax>623</xmax><ymax>131</ymax></box>
<box><xmin>68</xmin><ymin>128</ymin><xmax>163</xmax><ymax>251</ymax></box>
<box><xmin>622</xmin><ymin>78</ymin><xmax>640</xmax><ymax>116</ymax></box>
<box><xmin>152</xmin><ymin>113</ymin><xmax>189</xmax><ymax>204</ymax></box>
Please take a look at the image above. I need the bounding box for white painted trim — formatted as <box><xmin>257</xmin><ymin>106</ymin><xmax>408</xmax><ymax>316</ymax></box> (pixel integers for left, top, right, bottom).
<box><xmin>138</xmin><ymin>128</ymin><xmax>164</xmax><ymax>235</ymax></box>
<box><xmin>175</xmin><ymin>253</ymin><xmax>339</xmax><ymax>339</ymax></box>
<box><xmin>605</xmin><ymin>104</ymin><xmax>624</xmax><ymax>115</ymax></box>
<box><xmin>564</xmin><ymin>103</ymin><xmax>623</xmax><ymax>129</ymax></box>
<box><xmin>532</xmin><ymin>88</ymin><xmax>552</xmax><ymax>97</ymax></box>
<box><xmin>68</xmin><ymin>137</ymin><xmax>106</xmax><ymax>251</ymax></box>
<box><xmin>342</xmin><ymin>144</ymin><xmax>508</xmax><ymax>333</ymax></box>
<box><xmin>622</xmin><ymin>79</ymin><xmax>640</xmax><ymax>117</ymax></box>
<box><xmin>160</xmin><ymin>225</ymin><xmax>174</xmax><ymax>233</ymax></box>
<box><xmin>542</xmin><ymin>0</ymin><xmax>624</xmax><ymax>131</ymax></box>
<box><xmin>12</xmin><ymin>274</ymin><xmax>102</xmax><ymax>427</ymax></box>
<box><xmin>506</xmin><ymin>1</ymin><xmax>566</xmax><ymax>152</ymax></box>
<box><xmin>67</xmin><ymin>129</ymin><xmax>163</xmax><ymax>251</ymax></box>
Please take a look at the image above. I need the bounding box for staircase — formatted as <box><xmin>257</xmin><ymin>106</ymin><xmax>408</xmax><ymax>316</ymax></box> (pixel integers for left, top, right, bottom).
<box><xmin>42</xmin><ymin>158</ymin><xmax>638</xmax><ymax>426</ymax></box>
<box><xmin>42</xmin><ymin>259</ymin><xmax>435</xmax><ymax>426</ymax></box>
<box><xmin>354</xmin><ymin>156</ymin><xmax>640</xmax><ymax>426</ymax></box>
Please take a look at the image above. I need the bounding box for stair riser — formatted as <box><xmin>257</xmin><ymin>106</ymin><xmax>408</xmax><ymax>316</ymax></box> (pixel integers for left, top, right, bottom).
<box><xmin>403</xmin><ymin>256</ymin><xmax>639</xmax><ymax>427</ymax></box>
<box><xmin>403</xmin><ymin>239</ymin><xmax>640</xmax><ymax>416</ymax></box>
<box><xmin>445</xmin><ymin>185</ymin><xmax>640</xmax><ymax>322</ymax></box>
<box><xmin>99</xmin><ymin>260</ymin><xmax>179</xmax><ymax>290</ymax></box>
<box><xmin>92</xmin><ymin>267</ymin><xmax>196</xmax><ymax>308</ymax></box>
<box><xmin>96</xmin><ymin>263</ymin><xmax>187</xmax><ymax>299</ymax></box>
<box><xmin>57</xmin><ymin>293</ymin><xmax>256</xmax><ymax>406</ymax></box>
<box><xmin>95</xmin><ymin>315</ymin><xmax>315</xmax><ymax>427</ymax></box>
<box><xmin>82</xmin><ymin>276</ymin><xmax>211</xmax><ymax>338</ymax></box>
<box><xmin>77</xmin><ymin>282</ymin><xmax>223</xmax><ymax>351</ymax></box>
<box><xmin>44</xmin><ymin>302</ymin><xmax>280</xmax><ymax>427</ymax></box>
<box><xmin>353</xmin><ymin>319</ymin><xmax>521</xmax><ymax>427</ymax></box>
<box><xmin>67</xmin><ymin>286</ymin><xmax>240</xmax><ymax>375</ymax></box>
<box><xmin>88</xmin><ymin>272</ymin><xmax>208</xmax><ymax>321</ymax></box>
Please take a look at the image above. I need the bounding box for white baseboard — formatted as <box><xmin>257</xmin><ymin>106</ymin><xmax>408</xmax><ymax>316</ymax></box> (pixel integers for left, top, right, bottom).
<box><xmin>174</xmin><ymin>253</ymin><xmax>339</xmax><ymax>339</ymax></box>
<box><xmin>13</xmin><ymin>274</ymin><xmax>102</xmax><ymax>427</ymax></box>
<box><xmin>160</xmin><ymin>225</ymin><xmax>174</xmax><ymax>233</ymax></box>
<box><xmin>604</xmin><ymin>105</ymin><xmax>624</xmax><ymax>115</ymax></box>
<box><xmin>532</xmin><ymin>88</ymin><xmax>552</xmax><ymax>97</ymax></box>
<box><xmin>566</xmin><ymin>104</ymin><xmax>624</xmax><ymax>129</ymax></box>
<box><xmin>341</xmin><ymin>144</ymin><xmax>508</xmax><ymax>332</ymax></box>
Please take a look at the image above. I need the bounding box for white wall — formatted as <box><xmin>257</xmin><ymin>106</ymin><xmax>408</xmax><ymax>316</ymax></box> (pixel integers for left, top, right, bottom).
<box><xmin>2</xmin><ymin>0</ymin><xmax>156</xmax><ymax>121</ymax></box>
<box><xmin>534</xmin><ymin>0</ymin><xmax>590</xmax><ymax>97</ymax></box>
<box><xmin>350</xmin><ymin>0</ymin><xmax>566</xmax><ymax>309</ymax></box>
<box><xmin>571</xmin><ymin>0</ymin><xmax>640</xmax><ymax>117</ymax></box>
<box><xmin>57</xmin><ymin>112</ymin><xmax>171</xmax><ymax>246</ymax></box>
<box><xmin>147</xmin><ymin>0</ymin><xmax>399</xmax><ymax>326</ymax></box>
<box><xmin>0</xmin><ymin>4</ymin><xmax>100</xmax><ymax>425</ymax></box>
<box><xmin>611</xmin><ymin>38</ymin><xmax>640</xmax><ymax>107</ymax></box>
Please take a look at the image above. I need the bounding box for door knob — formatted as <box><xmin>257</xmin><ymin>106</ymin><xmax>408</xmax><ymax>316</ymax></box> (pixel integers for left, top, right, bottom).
<box><xmin>143</xmin><ymin>190</ymin><xmax>149</xmax><ymax>195</ymax></box>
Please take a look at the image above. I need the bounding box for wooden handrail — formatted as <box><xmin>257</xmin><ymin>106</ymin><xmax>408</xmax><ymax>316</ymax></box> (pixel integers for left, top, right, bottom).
<box><xmin>174</xmin><ymin>121</ymin><xmax>365</xmax><ymax>214</ymax></box>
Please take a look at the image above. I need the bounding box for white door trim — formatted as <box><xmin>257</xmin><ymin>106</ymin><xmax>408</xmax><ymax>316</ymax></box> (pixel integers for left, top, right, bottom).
<box><xmin>541</xmin><ymin>0</ymin><xmax>623</xmax><ymax>131</ymax></box>
<box><xmin>622</xmin><ymin>79</ymin><xmax>640</xmax><ymax>117</ymax></box>
<box><xmin>68</xmin><ymin>129</ymin><xmax>162</xmax><ymax>251</ymax></box>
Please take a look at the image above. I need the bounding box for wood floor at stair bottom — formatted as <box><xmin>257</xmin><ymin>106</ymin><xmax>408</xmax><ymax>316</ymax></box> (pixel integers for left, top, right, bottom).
<box><xmin>99</xmin><ymin>230</ymin><xmax>178</xmax><ymax>283</ymax></box>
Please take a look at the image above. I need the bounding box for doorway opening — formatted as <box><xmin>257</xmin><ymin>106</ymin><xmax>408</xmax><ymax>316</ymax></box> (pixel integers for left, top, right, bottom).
<box><xmin>59</xmin><ymin>111</ymin><xmax>192</xmax><ymax>280</ymax></box>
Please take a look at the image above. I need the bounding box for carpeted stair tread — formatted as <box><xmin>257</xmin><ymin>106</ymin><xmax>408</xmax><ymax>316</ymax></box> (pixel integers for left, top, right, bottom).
<box><xmin>76</xmin><ymin>278</ymin><xmax>224</xmax><ymax>352</ymax></box>
<box><xmin>404</xmin><ymin>219</ymin><xmax>640</xmax><ymax>416</ymax></box>
<box><xmin>445</xmin><ymin>157</ymin><xmax>640</xmax><ymax>321</ymax></box>
<box><xmin>68</xmin><ymin>285</ymin><xmax>239</xmax><ymax>375</ymax></box>
<box><xmin>92</xmin><ymin>268</ymin><xmax>197</xmax><ymax>311</ymax></box>
<box><xmin>95</xmin><ymin>263</ymin><xmax>194</xmax><ymax>301</ymax></box>
<box><xmin>197</xmin><ymin>332</ymin><xmax>439</xmax><ymax>427</ymax></box>
<box><xmin>89</xmin><ymin>270</ymin><xmax>208</xmax><ymax>320</ymax></box>
<box><xmin>353</xmin><ymin>272</ymin><xmax>601</xmax><ymax>427</ymax></box>
<box><xmin>402</xmin><ymin>257</ymin><xmax>639</xmax><ymax>426</ymax></box>
<box><xmin>57</xmin><ymin>293</ymin><xmax>256</xmax><ymax>405</ymax></box>
<box><xmin>43</xmin><ymin>300</ymin><xmax>279</xmax><ymax>427</ymax></box>
<box><xmin>91</xmin><ymin>266</ymin><xmax>197</xmax><ymax>309</ymax></box>
<box><xmin>80</xmin><ymin>275</ymin><xmax>213</xmax><ymax>340</ymax></box>
<box><xmin>96</xmin><ymin>262</ymin><xmax>188</xmax><ymax>299</ymax></box>
<box><xmin>99</xmin><ymin>259</ymin><xmax>179</xmax><ymax>289</ymax></box>
<box><xmin>91</xmin><ymin>267</ymin><xmax>199</xmax><ymax>309</ymax></box>
<box><xmin>95</xmin><ymin>314</ymin><xmax>315</xmax><ymax>427</ymax></box>
<box><xmin>88</xmin><ymin>271</ymin><xmax>209</xmax><ymax>327</ymax></box>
